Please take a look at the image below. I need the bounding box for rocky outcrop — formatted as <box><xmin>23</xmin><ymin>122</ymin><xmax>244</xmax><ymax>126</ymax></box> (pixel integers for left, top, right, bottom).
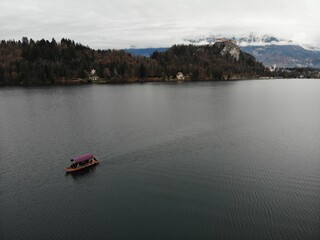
<box><xmin>214</xmin><ymin>41</ymin><xmax>241</xmax><ymax>61</ymax></box>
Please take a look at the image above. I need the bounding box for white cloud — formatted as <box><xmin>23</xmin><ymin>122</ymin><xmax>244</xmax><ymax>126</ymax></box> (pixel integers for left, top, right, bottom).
<box><xmin>0</xmin><ymin>0</ymin><xmax>319</xmax><ymax>49</ymax></box>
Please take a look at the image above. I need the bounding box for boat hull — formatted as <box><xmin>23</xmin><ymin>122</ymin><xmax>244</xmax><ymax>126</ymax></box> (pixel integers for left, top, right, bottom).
<box><xmin>65</xmin><ymin>159</ymin><xmax>98</xmax><ymax>173</ymax></box>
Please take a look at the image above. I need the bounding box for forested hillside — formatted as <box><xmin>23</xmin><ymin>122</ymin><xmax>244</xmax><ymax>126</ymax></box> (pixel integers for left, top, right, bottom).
<box><xmin>0</xmin><ymin>38</ymin><xmax>265</xmax><ymax>85</ymax></box>
<box><xmin>151</xmin><ymin>43</ymin><xmax>264</xmax><ymax>80</ymax></box>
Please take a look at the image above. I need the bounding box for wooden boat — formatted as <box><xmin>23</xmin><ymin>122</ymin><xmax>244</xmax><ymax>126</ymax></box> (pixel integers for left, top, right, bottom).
<box><xmin>65</xmin><ymin>153</ymin><xmax>98</xmax><ymax>173</ymax></box>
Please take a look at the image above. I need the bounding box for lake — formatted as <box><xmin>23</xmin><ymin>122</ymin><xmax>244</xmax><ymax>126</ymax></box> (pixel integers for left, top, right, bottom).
<box><xmin>0</xmin><ymin>79</ymin><xmax>319</xmax><ymax>240</ymax></box>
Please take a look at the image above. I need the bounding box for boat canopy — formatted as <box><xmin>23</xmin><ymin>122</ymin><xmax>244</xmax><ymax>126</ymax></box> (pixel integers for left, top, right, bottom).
<box><xmin>71</xmin><ymin>153</ymin><xmax>94</xmax><ymax>163</ymax></box>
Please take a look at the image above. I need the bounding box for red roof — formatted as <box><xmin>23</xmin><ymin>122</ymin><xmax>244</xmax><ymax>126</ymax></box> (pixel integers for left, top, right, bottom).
<box><xmin>71</xmin><ymin>153</ymin><xmax>94</xmax><ymax>163</ymax></box>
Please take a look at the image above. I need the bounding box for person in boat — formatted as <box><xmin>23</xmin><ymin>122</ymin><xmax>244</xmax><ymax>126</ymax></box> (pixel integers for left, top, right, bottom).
<box><xmin>66</xmin><ymin>154</ymin><xmax>98</xmax><ymax>172</ymax></box>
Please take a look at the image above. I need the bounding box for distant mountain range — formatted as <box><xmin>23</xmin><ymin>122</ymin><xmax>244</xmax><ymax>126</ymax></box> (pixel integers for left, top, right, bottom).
<box><xmin>126</xmin><ymin>34</ymin><xmax>320</xmax><ymax>68</ymax></box>
<box><xmin>125</xmin><ymin>48</ymin><xmax>168</xmax><ymax>58</ymax></box>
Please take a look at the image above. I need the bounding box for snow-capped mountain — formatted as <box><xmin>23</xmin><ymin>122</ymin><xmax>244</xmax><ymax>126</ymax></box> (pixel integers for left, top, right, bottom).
<box><xmin>237</xmin><ymin>34</ymin><xmax>295</xmax><ymax>47</ymax></box>
<box><xmin>183</xmin><ymin>33</ymin><xmax>320</xmax><ymax>68</ymax></box>
<box><xmin>126</xmin><ymin>33</ymin><xmax>320</xmax><ymax>68</ymax></box>
<box><xmin>183</xmin><ymin>33</ymin><xmax>296</xmax><ymax>47</ymax></box>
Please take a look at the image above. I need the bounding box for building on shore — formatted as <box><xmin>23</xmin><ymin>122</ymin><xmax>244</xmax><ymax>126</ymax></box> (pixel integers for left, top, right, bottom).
<box><xmin>176</xmin><ymin>72</ymin><xmax>185</xmax><ymax>80</ymax></box>
<box><xmin>89</xmin><ymin>69</ymin><xmax>99</xmax><ymax>81</ymax></box>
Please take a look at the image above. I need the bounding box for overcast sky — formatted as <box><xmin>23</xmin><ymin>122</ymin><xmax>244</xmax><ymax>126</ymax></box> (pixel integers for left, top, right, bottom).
<box><xmin>0</xmin><ymin>0</ymin><xmax>319</xmax><ymax>49</ymax></box>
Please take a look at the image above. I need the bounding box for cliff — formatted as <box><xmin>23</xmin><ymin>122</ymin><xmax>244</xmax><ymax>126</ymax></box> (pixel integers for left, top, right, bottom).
<box><xmin>215</xmin><ymin>41</ymin><xmax>241</xmax><ymax>61</ymax></box>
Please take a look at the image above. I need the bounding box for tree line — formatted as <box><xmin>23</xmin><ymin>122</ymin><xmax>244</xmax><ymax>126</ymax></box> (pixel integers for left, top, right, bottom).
<box><xmin>0</xmin><ymin>38</ymin><xmax>266</xmax><ymax>85</ymax></box>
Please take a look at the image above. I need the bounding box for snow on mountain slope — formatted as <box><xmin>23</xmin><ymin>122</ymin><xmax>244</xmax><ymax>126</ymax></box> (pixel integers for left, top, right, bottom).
<box><xmin>184</xmin><ymin>33</ymin><xmax>296</xmax><ymax>47</ymax></box>
<box><xmin>184</xmin><ymin>33</ymin><xmax>320</xmax><ymax>68</ymax></box>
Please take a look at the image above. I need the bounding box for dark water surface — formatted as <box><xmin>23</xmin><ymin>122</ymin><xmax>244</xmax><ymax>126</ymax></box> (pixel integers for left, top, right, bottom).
<box><xmin>1</xmin><ymin>79</ymin><xmax>319</xmax><ymax>240</ymax></box>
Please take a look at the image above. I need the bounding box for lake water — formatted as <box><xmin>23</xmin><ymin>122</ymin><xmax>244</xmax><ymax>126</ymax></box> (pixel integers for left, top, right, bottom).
<box><xmin>0</xmin><ymin>79</ymin><xmax>319</xmax><ymax>240</ymax></box>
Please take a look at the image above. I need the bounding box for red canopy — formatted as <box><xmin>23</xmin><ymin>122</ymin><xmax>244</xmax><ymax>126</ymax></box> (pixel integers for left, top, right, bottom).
<box><xmin>71</xmin><ymin>154</ymin><xmax>94</xmax><ymax>163</ymax></box>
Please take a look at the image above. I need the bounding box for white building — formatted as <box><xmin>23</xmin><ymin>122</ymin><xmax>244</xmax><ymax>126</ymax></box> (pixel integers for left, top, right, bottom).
<box><xmin>89</xmin><ymin>69</ymin><xmax>99</xmax><ymax>81</ymax></box>
<box><xmin>176</xmin><ymin>72</ymin><xmax>185</xmax><ymax>80</ymax></box>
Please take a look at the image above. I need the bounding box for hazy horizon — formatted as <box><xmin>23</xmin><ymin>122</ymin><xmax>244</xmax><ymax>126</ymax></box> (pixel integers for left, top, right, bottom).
<box><xmin>1</xmin><ymin>0</ymin><xmax>319</xmax><ymax>49</ymax></box>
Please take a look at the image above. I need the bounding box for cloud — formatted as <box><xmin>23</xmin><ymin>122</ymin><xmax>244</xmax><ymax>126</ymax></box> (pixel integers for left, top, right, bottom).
<box><xmin>0</xmin><ymin>0</ymin><xmax>319</xmax><ymax>49</ymax></box>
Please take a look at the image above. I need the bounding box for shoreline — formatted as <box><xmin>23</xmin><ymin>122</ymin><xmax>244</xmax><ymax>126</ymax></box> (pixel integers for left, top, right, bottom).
<box><xmin>1</xmin><ymin>76</ymin><xmax>319</xmax><ymax>87</ymax></box>
<box><xmin>0</xmin><ymin>77</ymin><xmax>319</xmax><ymax>89</ymax></box>
<box><xmin>0</xmin><ymin>75</ymin><xmax>266</xmax><ymax>87</ymax></box>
